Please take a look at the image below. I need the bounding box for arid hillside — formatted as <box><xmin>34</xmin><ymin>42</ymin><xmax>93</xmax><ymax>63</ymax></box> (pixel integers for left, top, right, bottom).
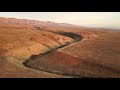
<box><xmin>0</xmin><ymin>27</ymin><xmax>75</xmax><ymax>60</ymax></box>
<box><xmin>0</xmin><ymin>25</ymin><xmax>76</xmax><ymax>78</ymax></box>
<box><xmin>0</xmin><ymin>17</ymin><xmax>120</xmax><ymax>78</ymax></box>
<box><xmin>25</xmin><ymin>28</ymin><xmax>120</xmax><ymax>78</ymax></box>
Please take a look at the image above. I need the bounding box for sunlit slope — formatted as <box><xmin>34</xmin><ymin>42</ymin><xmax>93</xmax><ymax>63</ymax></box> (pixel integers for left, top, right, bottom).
<box><xmin>0</xmin><ymin>27</ymin><xmax>75</xmax><ymax>60</ymax></box>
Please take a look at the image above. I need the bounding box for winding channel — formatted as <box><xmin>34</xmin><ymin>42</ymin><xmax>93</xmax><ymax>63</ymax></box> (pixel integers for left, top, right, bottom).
<box><xmin>23</xmin><ymin>32</ymin><xmax>83</xmax><ymax>77</ymax></box>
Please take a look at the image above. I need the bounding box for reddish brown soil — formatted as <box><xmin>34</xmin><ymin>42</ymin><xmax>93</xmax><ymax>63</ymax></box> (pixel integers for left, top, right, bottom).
<box><xmin>0</xmin><ymin>17</ymin><xmax>120</xmax><ymax>78</ymax></box>
<box><xmin>25</xmin><ymin>50</ymin><xmax>120</xmax><ymax>78</ymax></box>
<box><xmin>0</xmin><ymin>57</ymin><xmax>66</xmax><ymax>78</ymax></box>
<box><xmin>25</xmin><ymin>31</ymin><xmax>120</xmax><ymax>78</ymax></box>
<box><xmin>0</xmin><ymin>25</ymin><xmax>74</xmax><ymax>78</ymax></box>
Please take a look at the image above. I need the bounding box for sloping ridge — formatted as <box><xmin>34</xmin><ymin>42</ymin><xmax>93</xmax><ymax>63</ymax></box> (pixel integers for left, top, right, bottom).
<box><xmin>23</xmin><ymin>32</ymin><xmax>83</xmax><ymax>77</ymax></box>
<box><xmin>24</xmin><ymin>31</ymin><xmax>120</xmax><ymax>78</ymax></box>
<box><xmin>0</xmin><ymin>27</ymin><xmax>79</xmax><ymax>78</ymax></box>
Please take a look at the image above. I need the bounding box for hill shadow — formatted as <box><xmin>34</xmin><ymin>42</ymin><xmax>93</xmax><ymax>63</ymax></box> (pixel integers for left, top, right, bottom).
<box><xmin>55</xmin><ymin>31</ymin><xmax>83</xmax><ymax>42</ymax></box>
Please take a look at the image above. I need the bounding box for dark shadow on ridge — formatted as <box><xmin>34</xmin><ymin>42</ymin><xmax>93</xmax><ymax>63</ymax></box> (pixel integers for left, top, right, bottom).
<box><xmin>55</xmin><ymin>31</ymin><xmax>83</xmax><ymax>42</ymax></box>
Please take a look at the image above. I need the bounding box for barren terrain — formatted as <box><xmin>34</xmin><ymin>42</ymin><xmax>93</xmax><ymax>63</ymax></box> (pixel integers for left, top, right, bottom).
<box><xmin>0</xmin><ymin>17</ymin><xmax>120</xmax><ymax>78</ymax></box>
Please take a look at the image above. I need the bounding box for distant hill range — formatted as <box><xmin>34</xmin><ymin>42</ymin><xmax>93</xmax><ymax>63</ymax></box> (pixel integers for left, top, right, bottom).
<box><xmin>0</xmin><ymin>17</ymin><xmax>80</xmax><ymax>29</ymax></box>
<box><xmin>1</xmin><ymin>17</ymin><xmax>119</xmax><ymax>31</ymax></box>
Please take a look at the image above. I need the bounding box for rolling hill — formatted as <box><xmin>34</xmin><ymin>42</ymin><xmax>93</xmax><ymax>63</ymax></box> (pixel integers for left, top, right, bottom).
<box><xmin>0</xmin><ymin>17</ymin><xmax>120</xmax><ymax>78</ymax></box>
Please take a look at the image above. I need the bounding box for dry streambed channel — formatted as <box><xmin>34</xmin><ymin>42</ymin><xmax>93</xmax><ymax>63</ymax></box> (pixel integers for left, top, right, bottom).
<box><xmin>23</xmin><ymin>32</ymin><xmax>83</xmax><ymax>77</ymax></box>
